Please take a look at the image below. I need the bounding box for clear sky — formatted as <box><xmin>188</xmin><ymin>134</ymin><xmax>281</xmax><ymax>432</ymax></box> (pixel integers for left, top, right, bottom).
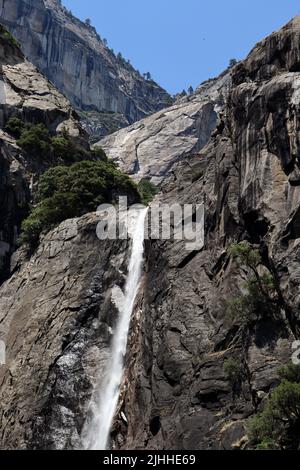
<box><xmin>62</xmin><ymin>0</ymin><xmax>300</xmax><ymax>95</ymax></box>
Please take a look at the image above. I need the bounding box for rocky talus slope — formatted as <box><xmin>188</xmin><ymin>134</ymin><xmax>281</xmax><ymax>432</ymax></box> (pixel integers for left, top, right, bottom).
<box><xmin>114</xmin><ymin>16</ymin><xmax>300</xmax><ymax>449</ymax></box>
<box><xmin>97</xmin><ymin>72</ymin><xmax>230</xmax><ymax>183</ymax></box>
<box><xmin>1</xmin><ymin>15</ymin><xmax>300</xmax><ymax>451</ymax></box>
<box><xmin>0</xmin><ymin>0</ymin><xmax>172</xmax><ymax>140</ymax></box>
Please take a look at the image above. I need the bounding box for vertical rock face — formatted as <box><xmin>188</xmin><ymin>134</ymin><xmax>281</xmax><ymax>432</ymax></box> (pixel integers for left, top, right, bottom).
<box><xmin>0</xmin><ymin>24</ymin><xmax>84</xmax><ymax>280</ymax></box>
<box><xmin>97</xmin><ymin>72</ymin><xmax>231</xmax><ymax>182</ymax></box>
<box><xmin>0</xmin><ymin>0</ymin><xmax>172</xmax><ymax>140</ymax></box>
<box><xmin>0</xmin><ymin>25</ymin><xmax>138</xmax><ymax>451</ymax></box>
<box><xmin>115</xmin><ymin>16</ymin><xmax>300</xmax><ymax>450</ymax></box>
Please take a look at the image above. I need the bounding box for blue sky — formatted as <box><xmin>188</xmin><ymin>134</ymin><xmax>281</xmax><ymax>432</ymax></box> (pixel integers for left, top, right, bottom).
<box><xmin>62</xmin><ymin>0</ymin><xmax>300</xmax><ymax>95</ymax></box>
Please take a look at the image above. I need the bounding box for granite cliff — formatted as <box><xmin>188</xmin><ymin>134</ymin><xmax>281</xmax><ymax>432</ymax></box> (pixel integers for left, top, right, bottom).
<box><xmin>97</xmin><ymin>72</ymin><xmax>230</xmax><ymax>183</ymax></box>
<box><xmin>115</xmin><ymin>15</ymin><xmax>300</xmax><ymax>449</ymax></box>
<box><xmin>0</xmin><ymin>26</ymin><xmax>139</xmax><ymax>449</ymax></box>
<box><xmin>0</xmin><ymin>0</ymin><xmax>172</xmax><ymax>141</ymax></box>
<box><xmin>0</xmin><ymin>23</ymin><xmax>84</xmax><ymax>281</ymax></box>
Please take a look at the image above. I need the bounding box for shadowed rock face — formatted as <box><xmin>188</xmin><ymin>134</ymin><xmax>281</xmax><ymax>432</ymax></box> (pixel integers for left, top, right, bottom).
<box><xmin>97</xmin><ymin>72</ymin><xmax>231</xmax><ymax>183</ymax></box>
<box><xmin>113</xmin><ymin>16</ymin><xmax>300</xmax><ymax>450</ymax></box>
<box><xmin>0</xmin><ymin>0</ymin><xmax>172</xmax><ymax>140</ymax></box>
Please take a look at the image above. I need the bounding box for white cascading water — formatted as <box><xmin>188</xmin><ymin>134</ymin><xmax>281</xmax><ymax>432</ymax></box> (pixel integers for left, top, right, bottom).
<box><xmin>84</xmin><ymin>207</ymin><xmax>147</xmax><ymax>450</ymax></box>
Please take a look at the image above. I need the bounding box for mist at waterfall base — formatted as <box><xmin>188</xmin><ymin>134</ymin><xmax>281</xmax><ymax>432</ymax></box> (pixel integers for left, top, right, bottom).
<box><xmin>83</xmin><ymin>208</ymin><xmax>148</xmax><ymax>450</ymax></box>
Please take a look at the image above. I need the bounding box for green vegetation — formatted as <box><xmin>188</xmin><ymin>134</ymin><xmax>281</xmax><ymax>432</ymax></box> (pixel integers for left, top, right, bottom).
<box><xmin>15</xmin><ymin>122</ymin><xmax>89</xmax><ymax>162</ymax></box>
<box><xmin>248</xmin><ymin>364</ymin><xmax>300</xmax><ymax>450</ymax></box>
<box><xmin>226</xmin><ymin>273</ymin><xmax>278</xmax><ymax>326</ymax></box>
<box><xmin>6</xmin><ymin>118</ymin><xmax>153</xmax><ymax>249</ymax></box>
<box><xmin>17</xmin><ymin>123</ymin><xmax>52</xmax><ymax>155</ymax></box>
<box><xmin>227</xmin><ymin>242</ymin><xmax>279</xmax><ymax>327</ymax></box>
<box><xmin>4</xmin><ymin>118</ymin><xmax>108</xmax><ymax>164</ymax></box>
<box><xmin>50</xmin><ymin>134</ymin><xmax>90</xmax><ymax>162</ymax></box>
<box><xmin>91</xmin><ymin>146</ymin><xmax>108</xmax><ymax>161</ymax></box>
<box><xmin>278</xmin><ymin>363</ymin><xmax>300</xmax><ymax>383</ymax></box>
<box><xmin>224</xmin><ymin>358</ymin><xmax>245</xmax><ymax>388</ymax></box>
<box><xmin>138</xmin><ymin>178</ymin><xmax>158</xmax><ymax>205</ymax></box>
<box><xmin>0</xmin><ymin>25</ymin><xmax>20</xmax><ymax>48</ymax></box>
<box><xmin>20</xmin><ymin>160</ymin><xmax>140</xmax><ymax>247</ymax></box>
<box><xmin>79</xmin><ymin>110</ymin><xmax>127</xmax><ymax>140</ymax></box>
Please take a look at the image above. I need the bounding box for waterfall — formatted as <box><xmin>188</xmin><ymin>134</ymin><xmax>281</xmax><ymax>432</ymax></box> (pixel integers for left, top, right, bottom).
<box><xmin>83</xmin><ymin>207</ymin><xmax>147</xmax><ymax>450</ymax></box>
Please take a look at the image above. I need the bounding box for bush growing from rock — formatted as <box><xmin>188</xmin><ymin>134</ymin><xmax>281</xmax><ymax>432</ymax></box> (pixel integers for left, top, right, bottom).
<box><xmin>17</xmin><ymin>123</ymin><xmax>51</xmax><ymax>155</ymax></box>
<box><xmin>226</xmin><ymin>273</ymin><xmax>279</xmax><ymax>326</ymax></box>
<box><xmin>8</xmin><ymin>120</ymin><xmax>107</xmax><ymax>164</ymax></box>
<box><xmin>20</xmin><ymin>160</ymin><xmax>140</xmax><ymax>247</ymax></box>
<box><xmin>50</xmin><ymin>135</ymin><xmax>90</xmax><ymax>162</ymax></box>
<box><xmin>0</xmin><ymin>25</ymin><xmax>20</xmax><ymax>47</ymax></box>
<box><xmin>279</xmin><ymin>363</ymin><xmax>300</xmax><ymax>383</ymax></box>
<box><xmin>229</xmin><ymin>241</ymin><xmax>261</xmax><ymax>273</ymax></box>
